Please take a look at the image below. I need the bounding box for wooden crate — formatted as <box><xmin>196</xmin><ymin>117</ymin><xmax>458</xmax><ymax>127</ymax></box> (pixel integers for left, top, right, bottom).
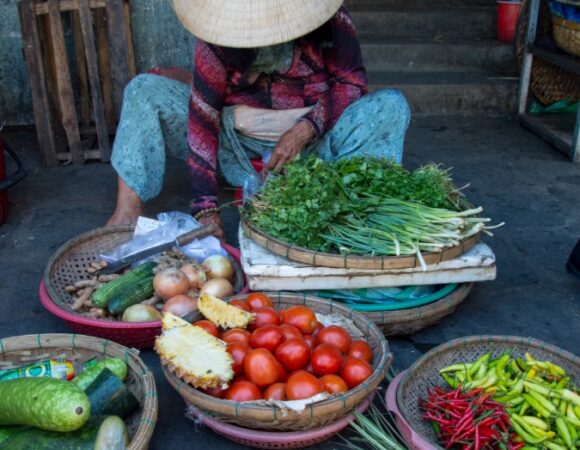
<box><xmin>18</xmin><ymin>0</ymin><xmax>137</xmax><ymax>166</ymax></box>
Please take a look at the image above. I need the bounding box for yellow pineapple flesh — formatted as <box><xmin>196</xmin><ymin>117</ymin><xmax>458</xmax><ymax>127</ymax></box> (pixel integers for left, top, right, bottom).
<box><xmin>198</xmin><ymin>294</ymin><xmax>255</xmax><ymax>329</ymax></box>
<box><xmin>155</xmin><ymin>312</ymin><xmax>234</xmax><ymax>389</ymax></box>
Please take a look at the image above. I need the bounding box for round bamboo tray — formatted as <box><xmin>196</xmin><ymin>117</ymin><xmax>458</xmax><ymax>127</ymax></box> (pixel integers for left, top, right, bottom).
<box><xmin>42</xmin><ymin>225</ymin><xmax>248</xmax><ymax>348</ymax></box>
<box><xmin>241</xmin><ymin>217</ymin><xmax>480</xmax><ymax>270</ymax></box>
<box><xmin>361</xmin><ymin>283</ymin><xmax>473</xmax><ymax>336</ymax></box>
<box><xmin>161</xmin><ymin>292</ymin><xmax>392</xmax><ymax>431</ymax></box>
<box><xmin>396</xmin><ymin>336</ymin><xmax>579</xmax><ymax>449</ymax></box>
<box><xmin>0</xmin><ymin>334</ymin><xmax>157</xmax><ymax>449</ymax></box>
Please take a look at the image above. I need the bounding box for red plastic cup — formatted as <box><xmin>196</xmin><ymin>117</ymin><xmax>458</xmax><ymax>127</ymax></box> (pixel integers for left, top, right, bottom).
<box><xmin>497</xmin><ymin>0</ymin><xmax>522</xmax><ymax>43</ymax></box>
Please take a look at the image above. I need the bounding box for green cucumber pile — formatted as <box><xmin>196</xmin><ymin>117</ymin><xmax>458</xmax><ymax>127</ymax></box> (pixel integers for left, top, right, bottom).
<box><xmin>0</xmin><ymin>358</ymin><xmax>137</xmax><ymax>450</ymax></box>
<box><xmin>244</xmin><ymin>157</ymin><xmax>501</xmax><ymax>267</ymax></box>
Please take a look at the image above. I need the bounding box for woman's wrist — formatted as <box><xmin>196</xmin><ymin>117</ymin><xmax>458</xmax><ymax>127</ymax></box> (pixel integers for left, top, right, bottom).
<box><xmin>193</xmin><ymin>207</ymin><xmax>219</xmax><ymax>220</ymax></box>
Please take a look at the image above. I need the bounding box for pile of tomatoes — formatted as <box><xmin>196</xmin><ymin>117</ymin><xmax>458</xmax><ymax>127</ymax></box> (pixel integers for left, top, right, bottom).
<box><xmin>193</xmin><ymin>293</ymin><xmax>375</xmax><ymax>403</ymax></box>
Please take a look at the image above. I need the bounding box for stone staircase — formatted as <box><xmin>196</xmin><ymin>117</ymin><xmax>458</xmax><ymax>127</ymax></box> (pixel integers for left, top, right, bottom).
<box><xmin>346</xmin><ymin>0</ymin><xmax>519</xmax><ymax>114</ymax></box>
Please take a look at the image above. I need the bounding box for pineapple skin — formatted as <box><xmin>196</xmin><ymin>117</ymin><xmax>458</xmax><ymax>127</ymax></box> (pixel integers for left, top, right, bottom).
<box><xmin>156</xmin><ymin>312</ymin><xmax>234</xmax><ymax>389</ymax></box>
<box><xmin>198</xmin><ymin>294</ymin><xmax>255</xmax><ymax>329</ymax></box>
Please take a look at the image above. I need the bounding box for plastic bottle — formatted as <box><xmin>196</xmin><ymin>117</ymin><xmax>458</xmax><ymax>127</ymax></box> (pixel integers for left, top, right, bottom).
<box><xmin>0</xmin><ymin>359</ymin><xmax>76</xmax><ymax>381</ymax></box>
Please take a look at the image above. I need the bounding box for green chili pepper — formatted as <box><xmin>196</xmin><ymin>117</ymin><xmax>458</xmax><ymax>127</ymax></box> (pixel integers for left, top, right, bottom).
<box><xmin>441</xmin><ymin>372</ymin><xmax>459</xmax><ymax>389</ymax></box>
<box><xmin>555</xmin><ymin>417</ymin><xmax>574</xmax><ymax>449</ymax></box>
<box><xmin>468</xmin><ymin>353</ymin><xmax>489</xmax><ymax>379</ymax></box>
<box><xmin>528</xmin><ymin>390</ymin><xmax>558</xmax><ymax>416</ymax></box>
<box><xmin>545</xmin><ymin>443</ymin><xmax>568</xmax><ymax>450</ymax></box>
<box><xmin>522</xmin><ymin>394</ymin><xmax>552</xmax><ymax>419</ymax></box>
<box><xmin>511</xmin><ymin>419</ymin><xmax>550</xmax><ymax>444</ymax></box>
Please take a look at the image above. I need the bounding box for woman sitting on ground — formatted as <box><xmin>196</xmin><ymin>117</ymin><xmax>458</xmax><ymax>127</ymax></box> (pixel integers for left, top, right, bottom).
<box><xmin>106</xmin><ymin>0</ymin><xmax>411</xmax><ymax>239</ymax></box>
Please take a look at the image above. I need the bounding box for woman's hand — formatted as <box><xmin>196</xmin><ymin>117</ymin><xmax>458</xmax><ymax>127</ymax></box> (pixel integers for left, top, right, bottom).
<box><xmin>267</xmin><ymin>121</ymin><xmax>315</xmax><ymax>172</ymax></box>
<box><xmin>198</xmin><ymin>213</ymin><xmax>226</xmax><ymax>241</ymax></box>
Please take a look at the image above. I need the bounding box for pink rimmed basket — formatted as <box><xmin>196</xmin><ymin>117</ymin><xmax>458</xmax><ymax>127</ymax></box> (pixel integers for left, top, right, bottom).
<box><xmin>40</xmin><ymin>225</ymin><xmax>248</xmax><ymax>348</ymax></box>
<box><xmin>188</xmin><ymin>392</ymin><xmax>375</xmax><ymax>449</ymax></box>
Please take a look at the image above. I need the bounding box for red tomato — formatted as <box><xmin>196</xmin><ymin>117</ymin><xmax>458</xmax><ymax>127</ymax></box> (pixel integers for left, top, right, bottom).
<box><xmin>227</xmin><ymin>342</ymin><xmax>250</xmax><ymax>376</ymax></box>
<box><xmin>246</xmin><ymin>293</ymin><xmax>274</xmax><ymax>310</ymax></box>
<box><xmin>340</xmin><ymin>357</ymin><xmax>373</xmax><ymax>389</ymax></box>
<box><xmin>202</xmin><ymin>386</ymin><xmax>228</xmax><ymax>399</ymax></box>
<box><xmin>222</xmin><ymin>328</ymin><xmax>251</xmax><ymax>346</ymax></box>
<box><xmin>225</xmin><ymin>381</ymin><xmax>262</xmax><ymax>402</ymax></box>
<box><xmin>229</xmin><ymin>299</ymin><xmax>250</xmax><ymax>311</ymax></box>
<box><xmin>275</xmin><ymin>338</ymin><xmax>311</xmax><ymax>371</ymax></box>
<box><xmin>263</xmin><ymin>383</ymin><xmax>287</xmax><ymax>401</ymax></box>
<box><xmin>278</xmin><ymin>324</ymin><xmax>303</xmax><ymax>341</ymax></box>
<box><xmin>249</xmin><ymin>325</ymin><xmax>284</xmax><ymax>352</ymax></box>
<box><xmin>316</xmin><ymin>326</ymin><xmax>352</xmax><ymax>353</ymax></box>
<box><xmin>193</xmin><ymin>320</ymin><xmax>219</xmax><ymax>337</ymax></box>
<box><xmin>244</xmin><ymin>348</ymin><xmax>280</xmax><ymax>387</ymax></box>
<box><xmin>286</xmin><ymin>370</ymin><xmax>323</xmax><ymax>400</ymax></box>
<box><xmin>281</xmin><ymin>306</ymin><xmax>318</xmax><ymax>335</ymax></box>
<box><xmin>311</xmin><ymin>343</ymin><xmax>342</xmax><ymax>376</ymax></box>
<box><xmin>249</xmin><ymin>307</ymin><xmax>280</xmax><ymax>330</ymax></box>
<box><xmin>303</xmin><ymin>335</ymin><xmax>316</xmax><ymax>350</ymax></box>
<box><xmin>312</xmin><ymin>322</ymin><xmax>325</xmax><ymax>336</ymax></box>
<box><xmin>348</xmin><ymin>340</ymin><xmax>373</xmax><ymax>363</ymax></box>
<box><xmin>319</xmin><ymin>374</ymin><xmax>348</xmax><ymax>394</ymax></box>
<box><xmin>277</xmin><ymin>362</ymin><xmax>289</xmax><ymax>383</ymax></box>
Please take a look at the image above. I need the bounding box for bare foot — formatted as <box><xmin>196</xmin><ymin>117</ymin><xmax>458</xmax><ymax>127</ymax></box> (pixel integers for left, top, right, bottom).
<box><xmin>106</xmin><ymin>204</ymin><xmax>144</xmax><ymax>227</ymax></box>
<box><xmin>106</xmin><ymin>177</ymin><xmax>144</xmax><ymax>226</ymax></box>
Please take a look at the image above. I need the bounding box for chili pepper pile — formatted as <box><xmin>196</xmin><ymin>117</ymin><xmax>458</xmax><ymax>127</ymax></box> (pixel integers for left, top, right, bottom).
<box><xmin>420</xmin><ymin>386</ymin><xmax>522</xmax><ymax>450</ymax></box>
<box><xmin>423</xmin><ymin>352</ymin><xmax>580</xmax><ymax>450</ymax></box>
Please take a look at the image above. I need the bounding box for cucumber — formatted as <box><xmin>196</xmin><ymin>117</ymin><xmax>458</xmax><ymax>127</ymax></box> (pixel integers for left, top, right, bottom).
<box><xmin>0</xmin><ymin>426</ymin><xmax>24</xmax><ymax>445</ymax></box>
<box><xmin>0</xmin><ymin>416</ymin><xmax>120</xmax><ymax>450</ymax></box>
<box><xmin>0</xmin><ymin>378</ymin><xmax>90</xmax><ymax>432</ymax></box>
<box><xmin>73</xmin><ymin>358</ymin><xmax>128</xmax><ymax>391</ymax></box>
<box><xmin>85</xmin><ymin>369</ymin><xmax>138</xmax><ymax>419</ymax></box>
<box><xmin>94</xmin><ymin>416</ymin><xmax>129</xmax><ymax>450</ymax></box>
<box><xmin>107</xmin><ymin>275</ymin><xmax>154</xmax><ymax>315</ymax></box>
<box><xmin>92</xmin><ymin>261</ymin><xmax>157</xmax><ymax>308</ymax></box>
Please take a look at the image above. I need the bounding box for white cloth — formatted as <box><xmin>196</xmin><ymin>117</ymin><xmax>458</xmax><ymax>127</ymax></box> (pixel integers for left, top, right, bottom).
<box><xmin>232</xmin><ymin>105</ymin><xmax>313</xmax><ymax>141</ymax></box>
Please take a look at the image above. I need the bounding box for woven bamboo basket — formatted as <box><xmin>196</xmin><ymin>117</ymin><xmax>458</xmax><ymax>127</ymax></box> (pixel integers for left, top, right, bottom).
<box><xmin>0</xmin><ymin>334</ymin><xmax>157</xmax><ymax>449</ymax></box>
<box><xmin>396</xmin><ymin>335</ymin><xmax>579</xmax><ymax>448</ymax></box>
<box><xmin>553</xmin><ymin>16</ymin><xmax>580</xmax><ymax>57</ymax></box>
<box><xmin>42</xmin><ymin>225</ymin><xmax>247</xmax><ymax>348</ymax></box>
<box><xmin>161</xmin><ymin>292</ymin><xmax>392</xmax><ymax>431</ymax></box>
<box><xmin>516</xmin><ymin>0</ymin><xmax>580</xmax><ymax>105</ymax></box>
<box><xmin>360</xmin><ymin>283</ymin><xmax>473</xmax><ymax>336</ymax></box>
<box><xmin>241</xmin><ymin>217</ymin><xmax>479</xmax><ymax>270</ymax></box>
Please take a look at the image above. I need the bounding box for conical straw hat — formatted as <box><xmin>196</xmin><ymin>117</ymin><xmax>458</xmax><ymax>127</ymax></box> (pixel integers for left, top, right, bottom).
<box><xmin>172</xmin><ymin>0</ymin><xmax>343</xmax><ymax>48</ymax></box>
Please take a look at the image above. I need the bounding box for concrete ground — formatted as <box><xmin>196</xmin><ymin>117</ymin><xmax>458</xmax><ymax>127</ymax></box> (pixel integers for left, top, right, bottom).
<box><xmin>0</xmin><ymin>116</ymin><xmax>578</xmax><ymax>449</ymax></box>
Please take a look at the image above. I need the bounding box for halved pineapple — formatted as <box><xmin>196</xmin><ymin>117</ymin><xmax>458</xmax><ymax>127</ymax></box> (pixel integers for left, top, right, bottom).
<box><xmin>155</xmin><ymin>312</ymin><xmax>234</xmax><ymax>389</ymax></box>
<box><xmin>198</xmin><ymin>294</ymin><xmax>255</xmax><ymax>329</ymax></box>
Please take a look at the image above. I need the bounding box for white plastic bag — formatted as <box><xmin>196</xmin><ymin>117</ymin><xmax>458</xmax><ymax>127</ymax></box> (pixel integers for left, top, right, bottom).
<box><xmin>101</xmin><ymin>211</ymin><xmax>227</xmax><ymax>263</ymax></box>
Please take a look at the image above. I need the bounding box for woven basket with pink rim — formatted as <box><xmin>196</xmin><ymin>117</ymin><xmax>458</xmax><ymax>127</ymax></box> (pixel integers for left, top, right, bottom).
<box><xmin>161</xmin><ymin>292</ymin><xmax>392</xmax><ymax>432</ymax></box>
<box><xmin>40</xmin><ymin>225</ymin><xmax>248</xmax><ymax>348</ymax></box>
<box><xmin>391</xmin><ymin>336</ymin><xmax>579</xmax><ymax>450</ymax></box>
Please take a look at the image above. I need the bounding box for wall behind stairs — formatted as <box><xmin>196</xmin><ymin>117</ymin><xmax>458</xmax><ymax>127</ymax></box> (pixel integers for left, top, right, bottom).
<box><xmin>0</xmin><ymin>0</ymin><xmax>196</xmax><ymax>125</ymax></box>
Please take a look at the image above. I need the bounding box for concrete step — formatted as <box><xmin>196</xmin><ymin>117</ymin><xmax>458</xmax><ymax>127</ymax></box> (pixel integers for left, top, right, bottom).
<box><xmin>360</xmin><ymin>38</ymin><xmax>516</xmax><ymax>74</ymax></box>
<box><xmin>347</xmin><ymin>0</ymin><xmax>492</xmax><ymax>8</ymax></box>
<box><xmin>367</xmin><ymin>71</ymin><xmax>519</xmax><ymax>114</ymax></box>
<box><xmin>351</xmin><ymin>7</ymin><xmax>495</xmax><ymax>39</ymax></box>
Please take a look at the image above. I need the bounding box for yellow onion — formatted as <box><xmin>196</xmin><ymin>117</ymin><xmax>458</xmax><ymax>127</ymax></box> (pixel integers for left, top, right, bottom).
<box><xmin>154</xmin><ymin>268</ymin><xmax>191</xmax><ymax>301</ymax></box>
<box><xmin>180</xmin><ymin>263</ymin><xmax>207</xmax><ymax>290</ymax></box>
<box><xmin>162</xmin><ymin>295</ymin><xmax>198</xmax><ymax>317</ymax></box>
<box><xmin>202</xmin><ymin>255</ymin><xmax>234</xmax><ymax>281</ymax></box>
<box><xmin>122</xmin><ymin>304</ymin><xmax>162</xmax><ymax>322</ymax></box>
<box><xmin>199</xmin><ymin>278</ymin><xmax>233</xmax><ymax>298</ymax></box>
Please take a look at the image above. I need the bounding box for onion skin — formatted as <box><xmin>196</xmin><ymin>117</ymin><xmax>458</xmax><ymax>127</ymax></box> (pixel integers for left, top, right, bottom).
<box><xmin>162</xmin><ymin>295</ymin><xmax>198</xmax><ymax>317</ymax></box>
<box><xmin>203</xmin><ymin>255</ymin><xmax>234</xmax><ymax>281</ymax></box>
<box><xmin>154</xmin><ymin>268</ymin><xmax>191</xmax><ymax>301</ymax></box>
<box><xmin>180</xmin><ymin>263</ymin><xmax>207</xmax><ymax>290</ymax></box>
<box><xmin>199</xmin><ymin>278</ymin><xmax>234</xmax><ymax>298</ymax></box>
<box><xmin>122</xmin><ymin>304</ymin><xmax>162</xmax><ymax>322</ymax></box>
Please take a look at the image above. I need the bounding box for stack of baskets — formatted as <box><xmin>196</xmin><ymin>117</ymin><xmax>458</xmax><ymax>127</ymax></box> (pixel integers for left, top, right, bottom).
<box><xmin>40</xmin><ymin>226</ymin><xmax>248</xmax><ymax>348</ymax></box>
<box><xmin>385</xmin><ymin>336</ymin><xmax>579</xmax><ymax>450</ymax></box>
<box><xmin>0</xmin><ymin>333</ymin><xmax>158</xmax><ymax>450</ymax></box>
<box><xmin>161</xmin><ymin>292</ymin><xmax>393</xmax><ymax>449</ymax></box>
<box><xmin>550</xmin><ymin>0</ymin><xmax>580</xmax><ymax>57</ymax></box>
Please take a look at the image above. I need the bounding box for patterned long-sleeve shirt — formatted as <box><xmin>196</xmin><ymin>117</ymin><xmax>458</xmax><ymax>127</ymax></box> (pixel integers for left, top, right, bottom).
<box><xmin>188</xmin><ymin>5</ymin><xmax>367</xmax><ymax>214</ymax></box>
